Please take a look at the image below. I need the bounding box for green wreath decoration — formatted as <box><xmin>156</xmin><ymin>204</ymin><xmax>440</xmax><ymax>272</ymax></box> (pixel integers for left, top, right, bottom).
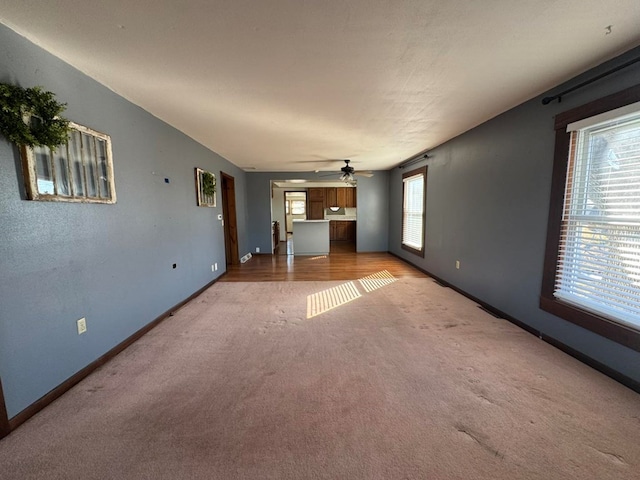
<box><xmin>0</xmin><ymin>83</ymin><xmax>70</xmax><ymax>149</ymax></box>
<box><xmin>202</xmin><ymin>171</ymin><xmax>216</xmax><ymax>197</ymax></box>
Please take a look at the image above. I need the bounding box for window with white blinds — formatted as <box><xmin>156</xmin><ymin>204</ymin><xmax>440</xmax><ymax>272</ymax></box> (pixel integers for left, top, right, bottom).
<box><xmin>402</xmin><ymin>166</ymin><xmax>427</xmax><ymax>256</ymax></box>
<box><xmin>555</xmin><ymin>108</ymin><xmax>640</xmax><ymax>330</ymax></box>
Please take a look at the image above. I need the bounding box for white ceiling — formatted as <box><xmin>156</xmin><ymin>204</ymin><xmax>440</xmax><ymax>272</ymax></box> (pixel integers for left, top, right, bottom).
<box><xmin>1</xmin><ymin>1</ymin><xmax>639</xmax><ymax>172</ymax></box>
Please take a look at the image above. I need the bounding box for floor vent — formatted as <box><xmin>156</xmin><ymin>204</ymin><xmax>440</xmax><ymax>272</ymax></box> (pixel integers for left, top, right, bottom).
<box><xmin>240</xmin><ymin>253</ymin><xmax>253</xmax><ymax>263</ymax></box>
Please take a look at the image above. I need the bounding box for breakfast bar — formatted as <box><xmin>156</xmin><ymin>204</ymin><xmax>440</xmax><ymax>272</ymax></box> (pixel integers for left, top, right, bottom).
<box><xmin>292</xmin><ymin>219</ymin><xmax>330</xmax><ymax>255</ymax></box>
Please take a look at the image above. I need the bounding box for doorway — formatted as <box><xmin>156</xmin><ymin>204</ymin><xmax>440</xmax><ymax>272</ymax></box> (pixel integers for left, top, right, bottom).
<box><xmin>284</xmin><ymin>191</ymin><xmax>308</xmax><ymax>233</ymax></box>
<box><xmin>221</xmin><ymin>172</ymin><xmax>239</xmax><ymax>265</ymax></box>
<box><xmin>281</xmin><ymin>191</ymin><xmax>307</xmax><ymax>255</ymax></box>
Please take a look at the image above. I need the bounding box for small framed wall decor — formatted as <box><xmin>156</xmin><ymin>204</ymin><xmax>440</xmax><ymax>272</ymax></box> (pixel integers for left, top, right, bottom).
<box><xmin>195</xmin><ymin>167</ymin><xmax>216</xmax><ymax>207</ymax></box>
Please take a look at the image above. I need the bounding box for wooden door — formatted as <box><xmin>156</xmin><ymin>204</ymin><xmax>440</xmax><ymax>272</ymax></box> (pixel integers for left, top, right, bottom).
<box><xmin>221</xmin><ymin>172</ymin><xmax>239</xmax><ymax>265</ymax></box>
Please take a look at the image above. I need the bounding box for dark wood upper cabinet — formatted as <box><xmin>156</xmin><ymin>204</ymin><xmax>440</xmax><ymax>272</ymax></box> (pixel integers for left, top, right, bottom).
<box><xmin>345</xmin><ymin>187</ymin><xmax>356</xmax><ymax>208</ymax></box>
<box><xmin>308</xmin><ymin>188</ymin><xmax>325</xmax><ymax>202</ymax></box>
<box><xmin>325</xmin><ymin>188</ymin><xmax>337</xmax><ymax>207</ymax></box>
<box><xmin>307</xmin><ymin>188</ymin><xmax>325</xmax><ymax>219</ymax></box>
<box><xmin>324</xmin><ymin>187</ymin><xmax>356</xmax><ymax>208</ymax></box>
<box><xmin>308</xmin><ymin>186</ymin><xmax>356</xmax><ymax>215</ymax></box>
<box><xmin>308</xmin><ymin>201</ymin><xmax>324</xmax><ymax>220</ymax></box>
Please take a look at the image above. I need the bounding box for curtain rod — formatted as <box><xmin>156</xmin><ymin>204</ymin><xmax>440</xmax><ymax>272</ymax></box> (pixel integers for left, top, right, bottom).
<box><xmin>542</xmin><ymin>56</ymin><xmax>640</xmax><ymax>105</ymax></box>
<box><xmin>398</xmin><ymin>151</ymin><xmax>430</xmax><ymax>169</ymax></box>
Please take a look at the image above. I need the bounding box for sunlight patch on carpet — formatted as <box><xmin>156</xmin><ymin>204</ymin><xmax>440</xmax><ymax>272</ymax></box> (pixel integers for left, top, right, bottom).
<box><xmin>358</xmin><ymin>270</ymin><xmax>397</xmax><ymax>293</ymax></box>
<box><xmin>307</xmin><ymin>282</ymin><xmax>362</xmax><ymax>318</ymax></box>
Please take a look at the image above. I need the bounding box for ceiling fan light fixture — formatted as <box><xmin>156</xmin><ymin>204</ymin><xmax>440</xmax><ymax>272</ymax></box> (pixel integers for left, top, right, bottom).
<box><xmin>340</xmin><ymin>172</ymin><xmax>354</xmax><ymax>182</ymax></box>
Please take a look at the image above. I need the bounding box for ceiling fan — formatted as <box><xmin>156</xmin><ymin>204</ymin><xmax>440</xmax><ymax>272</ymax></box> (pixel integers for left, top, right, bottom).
<box><xmin>321</xmin><ymin>159</ymin><xmax>374</xmax><ymax>183</ymax></box>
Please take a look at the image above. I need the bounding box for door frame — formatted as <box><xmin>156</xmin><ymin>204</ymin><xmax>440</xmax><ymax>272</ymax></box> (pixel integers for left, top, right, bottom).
<box><xmin>284</xmin><ymin>190</ymin><xmax>308</xmax><ymax>234</ymax></box>
<box><xmin>221</xmin><ymin>172</ymin><xmax>239</xmax><ymax>265</ymax></box>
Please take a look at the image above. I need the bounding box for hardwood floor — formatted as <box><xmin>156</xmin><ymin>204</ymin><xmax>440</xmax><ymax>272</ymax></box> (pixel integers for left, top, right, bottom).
<box><xmin>221</xmin><ymin>250</ymin><xmax>428</xmax><ymax>282</ymax></box>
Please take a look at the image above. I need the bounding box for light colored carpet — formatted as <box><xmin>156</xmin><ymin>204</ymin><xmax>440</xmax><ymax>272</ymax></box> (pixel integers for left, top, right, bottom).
<box><xmin>1</xmin><ymin>277</ymin><xmax>639</xmax><ymax>479</ymax></box>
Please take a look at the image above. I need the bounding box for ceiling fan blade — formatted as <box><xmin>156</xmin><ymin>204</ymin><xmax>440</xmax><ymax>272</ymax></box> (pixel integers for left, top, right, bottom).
<box><xmin>354</xmin><ymin>171</ymin><xmax>374</xmax><ymax>177</ymax></box>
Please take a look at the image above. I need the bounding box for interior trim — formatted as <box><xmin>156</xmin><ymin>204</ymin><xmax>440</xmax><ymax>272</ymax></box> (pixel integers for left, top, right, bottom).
<box><xmin>389</xmin><ymin>251</ymin><xmax>640</xmax><ymax>395</ymax></box>
<box><xmin>541</xmin><ymin>83</ymin><xmax>640</xmax><ymax>353</ymax></box>
<box><xmin>401</xmin><ymin>166</ymin><xmax>427</xmax><ymax>257</ymax></box>
<box><xmin>1</xmin><ymin>275</ymin><xmax>224</xmax><ymax>439</ymax></box>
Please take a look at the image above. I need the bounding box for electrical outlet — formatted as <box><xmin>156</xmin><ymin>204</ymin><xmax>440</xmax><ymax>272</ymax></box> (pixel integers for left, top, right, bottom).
<box><xmin>77</xmin><ymin>317</ymin><xmax>87</xmax><ymax>335</ymax></box>
<box><xmin>211</xmin><ymin>264</ymin><xmax>215</xmax><ymax>272</ymax></box>
<box><xmin>256</xmin><ymin>247</ymin><xmax>260</xmax><ymax>253</ymax></box>
<box><xmin>455</xmin><ymin>260</ymin><xmax>460</xmax><ymax>270</ymax></box>
<box><xmin>214</xmin><ymin>263</ymin><xmax>218</xmax><ymax>271</ymax></box>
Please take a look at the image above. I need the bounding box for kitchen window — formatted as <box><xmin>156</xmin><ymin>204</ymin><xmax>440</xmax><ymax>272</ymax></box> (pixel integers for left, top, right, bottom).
<box><xmin>402</xmin><ymin>166</ymin><xmax>427</xmax><ymax>256</ymax></box>
<box><xmin>541</xmin><ymin>85</ymin><xmax>640</xmax><ymax>351</ymax></box>
<box><xmin>286</xmin><ymin>200</ymin><xmax>306</xmax><ymax>215</ymax></box>
<box><xmin>21</xmin><ymin>122</ymin><xmax>116</xmax><ymax>203</ymax></box>
<box><xmin>291</xmin><ymin>200</ymin><xmax>306</xmax><ymax>215</ymax></box>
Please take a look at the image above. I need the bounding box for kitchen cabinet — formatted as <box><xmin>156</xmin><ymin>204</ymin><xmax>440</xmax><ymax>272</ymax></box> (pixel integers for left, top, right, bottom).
<box><xmin>325</xmin><ymin>187</ymin><xmax>356</xmax><ymax>208</ymax></box>
<box><xmin>308</xmin><ymin>200</ymin><xmax>324</xmax><ymax>220</ymax></box>
<box><xmin>344</xmin><ymin>187</ymin><xmax>357</xmax><ymax>207</ymax></box>
<box><xmin>330</xmin><ymin>221</ymin><xmax>356</xmax><ymax>241</ymax></box>
<box><xmin>307</xmin><ymin>188</ymin><xmax>325</xmax><ymax>219</ymax></box>
<box><xmin>325</xmin><ymin>188</ymin><xmax>337</xmax><ymax>207</ymax></box>
<box><xmin>308</xmin><ymin>188</ymin><xmax>325</xmax><ymax>201</ymax></box>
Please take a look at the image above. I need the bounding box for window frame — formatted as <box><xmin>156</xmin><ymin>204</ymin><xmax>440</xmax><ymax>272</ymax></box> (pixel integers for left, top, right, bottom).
<box><xmin>401</xmin><ymin>166</ymin><xmax>427</xmax><ymax>257</ymax></box>
<box><xmin>21</xmin><ymin>121</ymin><xmax>116</xmax><ymax>204</ymax></box>
<box><xmin>290</xmin><ymin>200</ymin><xmax>306</xmax><ymax>215</ymax></box>
<box><xmin>541</xmin><ymin>84</ymin><xmax>640</xmax><ymax>352</ymax></box>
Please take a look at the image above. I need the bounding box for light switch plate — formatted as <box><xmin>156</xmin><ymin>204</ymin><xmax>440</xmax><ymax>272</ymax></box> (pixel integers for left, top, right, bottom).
<box><xmin>77</xmin><ymin>317</ymin><xmax>87</xmax><ymax>335</ymax></box>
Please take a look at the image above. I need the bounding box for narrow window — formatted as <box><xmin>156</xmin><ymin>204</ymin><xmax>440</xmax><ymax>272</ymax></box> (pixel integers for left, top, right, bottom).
<box><xmin>21</xmin><ymin>122</ymin><xmax>116</xmax><ymax>203</ymax></box>
<box><xmin>402</xmin><ymin>166</ymin><xmax>427</xmax><ymax>256</ymax></box>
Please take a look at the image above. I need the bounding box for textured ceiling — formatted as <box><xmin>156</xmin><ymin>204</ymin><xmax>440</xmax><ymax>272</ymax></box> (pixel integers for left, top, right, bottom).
<box><xmin>1</xmin><ymin>1</ymin><xmax>639</xmax><ymax>172</ymax></box>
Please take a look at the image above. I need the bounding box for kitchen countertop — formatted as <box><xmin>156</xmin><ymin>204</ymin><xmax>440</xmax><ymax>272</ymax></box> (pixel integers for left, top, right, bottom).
<box><xmin>293</xmin><ymin>219</ymin><xmax>329</xmax><ymax>223</ymax></box>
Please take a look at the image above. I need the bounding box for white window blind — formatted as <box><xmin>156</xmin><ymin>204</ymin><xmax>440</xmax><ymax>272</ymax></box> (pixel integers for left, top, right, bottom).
<box><xmin>555</xmin><ymin>110</ymin><xmax>640</xmax><ymax>329</ymax></box>
<box><xmin>402</xmin><ymin>172</ymin><xmax>425</xmax><ymax>251</ymax></box>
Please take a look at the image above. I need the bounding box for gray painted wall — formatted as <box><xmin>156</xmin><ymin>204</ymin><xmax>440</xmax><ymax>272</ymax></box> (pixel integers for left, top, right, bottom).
<box><xmin>0</xmin><ymin>24</ymin><xmax>248</xmax><ymax>417</ymax></box>
<box><xmin>389</xmin><ymin>47</ymin><xmax>640</xmax><ymax>383</ymax></box>
<box><xmin>246</xmin><ymin>172</ymin><xmax>389</xmax><ymax>253</ymax></box>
